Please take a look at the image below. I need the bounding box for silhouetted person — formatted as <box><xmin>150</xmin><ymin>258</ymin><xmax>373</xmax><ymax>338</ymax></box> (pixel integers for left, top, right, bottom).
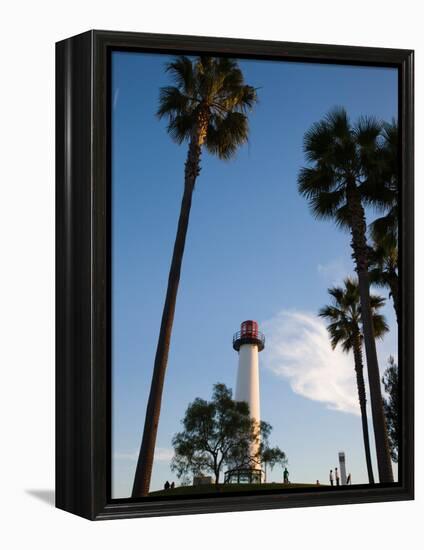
<box><xmin>283</xmin><ymin>467</ymin><xmax>289</xmax><ymax>484</ymax></box>
<box><xmin>164</xmin><ymin>480</ymin><xmax>170</xmax><ymax>490</ymax></box>
<box><xmin>329</xmin><ymin>470</ymin><xmax>334</xmax><ymax>486</ymax></box>
<box><xmin>335</xmin><ymin>467</ymin><xmax>340</xmax><ymax>486</ymax></box>
<box><xmin>346</xmin><ymin>473</ymin><xmax>351</xmax><ymax>485</ymax></box>
<box><xmin>316</xmin><ymin>480</ymin><xmax>320</xmax><ymax>486</ymax></box>
<box><xmin>170</xmin><ymin>481</ymin><xmax>175</xmax><ymax>489</ymax></box>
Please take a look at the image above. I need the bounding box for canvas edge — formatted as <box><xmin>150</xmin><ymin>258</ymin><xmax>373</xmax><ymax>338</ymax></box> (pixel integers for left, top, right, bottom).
<box><xmin>55</xmin><ymin>29</ymin><xmax>414</xmax><ymax>521</ymax></box>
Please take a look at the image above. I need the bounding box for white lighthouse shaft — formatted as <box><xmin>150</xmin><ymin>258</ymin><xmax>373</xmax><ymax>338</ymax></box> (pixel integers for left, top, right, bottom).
<box><xmin>235</xmin><ymin>343</ymin><xmax>261</xmax><ymax>460</ymax></box>
<box><xmin>235</xmin><ymin>344</ymin><xmax>261</xmax><ymax>423</ymax></box>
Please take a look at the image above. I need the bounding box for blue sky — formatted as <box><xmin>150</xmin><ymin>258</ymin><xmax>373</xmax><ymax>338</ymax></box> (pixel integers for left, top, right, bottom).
<box><xmin>111</xmin><ymin>51</ymin><xmax>398</xmax><ymax>497</ymax></box>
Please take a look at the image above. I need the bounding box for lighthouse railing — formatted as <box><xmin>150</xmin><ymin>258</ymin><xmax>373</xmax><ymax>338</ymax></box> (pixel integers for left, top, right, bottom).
<box><xmin>232</xmin><ymin>330</ymin><xmax>265</xmax><ymax>348</ymax></box>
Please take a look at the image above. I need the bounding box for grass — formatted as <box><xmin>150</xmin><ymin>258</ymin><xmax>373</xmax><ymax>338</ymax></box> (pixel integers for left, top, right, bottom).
<box><xmin>149</xmin><ymin>482</ymin><xmax>324</xmax><ymax>496</ymax></box>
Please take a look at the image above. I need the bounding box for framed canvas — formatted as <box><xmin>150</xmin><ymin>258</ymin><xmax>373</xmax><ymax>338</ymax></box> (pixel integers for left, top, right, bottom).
<box><xmin>56</xmin><ymin>30</ymin><xmax>414</xmax><ymax>520</ymax></box>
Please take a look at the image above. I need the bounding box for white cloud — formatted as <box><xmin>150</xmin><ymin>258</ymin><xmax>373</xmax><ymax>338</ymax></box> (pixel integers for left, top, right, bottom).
<box><xmin>262</xmin><ymin>310</ymin><xmax>360</xmax><ymax>416</ymax></box>
<box><xmin>114</xmin><ymin>447</ymin><xmax>174</xmax><ymax>462</ymax></box>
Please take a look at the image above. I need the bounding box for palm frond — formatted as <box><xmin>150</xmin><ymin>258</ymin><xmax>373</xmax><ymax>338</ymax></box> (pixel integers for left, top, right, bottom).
<box><xmin>157</xmin><ymin>86</ymin><xmax>192</xmax><ymax>119</ymax></box>
<box><xmin>369</xmin><ymin>294</ymin><xmax>386</xmax><ymax>310</ymax></box>
<box><xmin>205</xmin><ymin>111</ymin><xmax>249</xmax><ymax>160</ymax></box>
<box><xmin>318</xmin><ymin>277</ymin><xmax>387</xmax><ymax>354</ymax></box>
<box><xmin>166</xmin><ymin>113</ymin><xmax>197</xmax><ymax>144</ymax></box>
<box><xmin>165</xmin><ymin>56</ymin><xmax>196</xmax><ymax>97</ymax></box>
<box><xmin>297</xmin><ymin>166</ymin><xmax>337</xmax><ymax>197</ymax></box>
<box><xmin>354</xmin><ymin>115</ymin><xmax>382</xmax><ymax>147</ymax></box>
<box><xmin>372</xmin><ymin>313</ymin><xmax>389</xmax><ymax>339</ymax></box>
<box><xmin>369</xmin><ymin>209</ymin><xmax>398</xmax><ymax>242</ymax></box>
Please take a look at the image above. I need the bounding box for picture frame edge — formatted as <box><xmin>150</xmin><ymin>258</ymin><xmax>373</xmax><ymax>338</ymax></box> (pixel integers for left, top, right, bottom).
<box><xmin>55</xmin><ymin>30</ymin><xmax>414</xmax><ymax>521</ymax></box>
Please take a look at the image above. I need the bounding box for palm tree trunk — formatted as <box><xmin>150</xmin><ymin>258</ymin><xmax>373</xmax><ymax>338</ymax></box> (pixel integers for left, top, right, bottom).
<box><xmin>389</xmin><ymin>273</ymin><xmax>399</xmax><ymax>324</ymax></box>
<box><xmin>132</xmin><ymin>115</ymin><xmax>209</xmax><ymax>497</ymax></box>
<box><xmin>347</xmin><ymin>183</ymin><xmax>393</xmax><ymax>483</ymax></box>
<box><xmin>352</xmin><ymin>332</ymin><xmax>375</xmax><ymax>484</ymax></box>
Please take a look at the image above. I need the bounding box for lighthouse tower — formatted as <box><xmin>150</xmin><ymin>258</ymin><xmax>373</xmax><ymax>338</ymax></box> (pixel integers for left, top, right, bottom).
<box><xmin>226</xmin><ymin>320</ymin><xmax>265</xmax><ymax>484</ymax></box>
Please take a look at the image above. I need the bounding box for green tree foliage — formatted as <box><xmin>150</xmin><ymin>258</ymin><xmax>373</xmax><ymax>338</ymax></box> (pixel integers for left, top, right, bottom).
<box><xmin>382</xmin><ymin>356</ymin><xmax>399</xmax><ymax>463</ymax></box>
<box><xmin>171</xmin><ymin>383</ymin><xmax>286</xmax><ymax>484</ymax></box>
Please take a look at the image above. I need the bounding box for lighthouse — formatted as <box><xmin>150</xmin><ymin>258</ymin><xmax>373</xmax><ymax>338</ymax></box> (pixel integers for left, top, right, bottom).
<box><xmin>225</xmin><ymin>320</ymin><xmax>265</xmax><ymax>484</ymax></box>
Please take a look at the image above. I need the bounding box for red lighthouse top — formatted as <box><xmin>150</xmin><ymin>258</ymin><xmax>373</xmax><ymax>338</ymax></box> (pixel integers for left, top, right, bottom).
<box><xmin>233</xmin><ymin>320</ymin><xmax>265</xmax><ymax>352</ymax></box>
<box><xmin>241</xmin><ymin>320</ymin><xmax>258</xmax><ymax>337</ymax></box>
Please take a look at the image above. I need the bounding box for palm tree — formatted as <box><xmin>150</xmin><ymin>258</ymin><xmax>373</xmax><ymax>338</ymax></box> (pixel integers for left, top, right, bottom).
<box><xmin>319</xmin><ymin>278</ymin><xmax>389</xmax><ymax>484</ymax></box>
<box><xmin>298</xmin><ymin>107</ymin><xmax>393</xmax><ymax>482</ymax></box>
<box><xmin>368</xmin><ymin>234</ymin><xmax>399</xmax><ymax>323</ymax></box>
<box><xmin>132</xmin><ymin>56</ymin><xmax>258</xmax><ymax>497</ymax></box>
<box><xmin>368</xmin><ymin>121</ymin><xmax>399</xmax><ymax>323</ymax></box>
<box><xmin>369</xmin><ymin>121</ymin><xmax>398</xmax><ymax>244</ymax></box>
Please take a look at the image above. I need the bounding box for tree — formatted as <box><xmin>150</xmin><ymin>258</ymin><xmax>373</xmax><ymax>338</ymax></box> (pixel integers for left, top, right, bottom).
<box><xmin>298</xmin><ymin>107</ymin><xmax>393</xmax><ymax>482</ymax></box>
<box><xmin>368</xmin><ymin>234</ymin><xmax>399</xmax><ymax>323</ymax></box>
<box><xmin>382</xmin><ymin>356</ymin><xmax>399</xmax><ymax>463</ymax></box>
<box><xmin>369</xmin><ymin>121</ymin><xmax>398</xmax><ymax>245</ymax></box>
<box><xmin>132</xmin><ymin>57</ymin><xmax>258</xmax><ymax>496</ymax></box>
<box><xmin>171</xmin><ymin>383</ymin><xmax>286</xmax><ymax>485</ymax></box>
<box><xmin>261</xmin><ymin>447</ymin><xmax>288</xmax><ymax>483</ymax></box>
<box><xmin>368</xmin><ymin>121</ymin><xmax>399</xmax><ymax>322</ymax></box>
<box><xmin>319</xmin><ymin>277</ymin><xmax>389</xmax><ymax>484</ymax></box>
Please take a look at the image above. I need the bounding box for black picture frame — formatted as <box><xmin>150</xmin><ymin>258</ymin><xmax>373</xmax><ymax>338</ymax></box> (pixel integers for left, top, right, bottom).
<box><xmin>56</xmin><ymin>30</ymin><xmax>414</xmax><ymax>520</ymax></box>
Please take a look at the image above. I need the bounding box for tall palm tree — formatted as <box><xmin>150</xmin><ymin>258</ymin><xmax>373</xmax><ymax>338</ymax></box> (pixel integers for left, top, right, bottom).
<box><xmin>132</xmin><ymin>56</ymin><xmax>258</xmax><ymax>497</ymax></box>
<box><xmin>368</xmin><ymin>234</ymin><xmax>399</xmax><ymax>323</ymax></box>
<box><xmin>319</xmin><ymin>278</ymin><xmax>389</xmax><ymax>484</ymax></box>
<box><xmin>298</xmin><ymin>107</ymin><xmax>393</xmax><ymax>482</ymax></box>
<box><xmin>368</xmin><ymin>121</ymin><xmax>399</xmax><ymax>323</ymax></box>
<box><xmin>369</xmin><ymin>121</ymin><xmax>398</xmax><ymax>244</ymax></box>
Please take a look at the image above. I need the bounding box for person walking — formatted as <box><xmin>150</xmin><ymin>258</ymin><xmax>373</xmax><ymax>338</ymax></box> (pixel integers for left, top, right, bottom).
<box><xmin>335</xmin><ymin>467</ymin><xmax>340</xmax><ymax>486</ymax></box>
<box><xmin>329</xmin><ymin>469</ymin><xmax>334</xmax><ymax>486</ymax></box>
<box><xmin>170</xmin><ymin>481</ymin><xmax>175</xmax><ymax>489</ymax></box>
<box><xmin>164</xmin><ymin>480</ymin><xmax>170</xmax><ymax>490</ymax></box>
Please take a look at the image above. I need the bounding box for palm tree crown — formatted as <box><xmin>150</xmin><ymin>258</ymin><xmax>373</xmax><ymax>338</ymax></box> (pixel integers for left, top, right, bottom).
<box><xmin>298</xmin><ymin>107</ymin><xmax>383</xmax><ymax>229</ymax></box>
<box><xmin>319</xmin><ymin>277</ymin><xmax>389</xmax><ymax>351</ymax></box>
<box><xmin>157</xmin><ymin>56</ymin><xmax>257</xmax><ymax>160</ymax></box>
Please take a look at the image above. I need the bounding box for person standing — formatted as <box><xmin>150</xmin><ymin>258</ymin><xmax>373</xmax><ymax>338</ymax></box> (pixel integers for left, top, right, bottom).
<box><xmin>335</xmin><ymin>467</ymin><xmax>340</xmax><ymax>486</ymax></box>
<box><xmin>329</xmin><ymin>469</ymin><xmax>334</xmax><ymax>486</ymax></box>
<box><xmin>283</xmin><ymin>467</ymin><xmax>289</xmax><ymax>484</ymax></box>
<box><xmin>164</xmin><ymin>480</ymin><xmax>170</xmax><ymax>490</ymax></box>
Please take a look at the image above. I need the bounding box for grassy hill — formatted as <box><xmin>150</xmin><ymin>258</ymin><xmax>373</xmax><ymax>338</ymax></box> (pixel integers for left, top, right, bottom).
<box><xmin>149</xmin><ymin>482</ymin><xmax>323</xmax><ymax>496</ymax></box>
